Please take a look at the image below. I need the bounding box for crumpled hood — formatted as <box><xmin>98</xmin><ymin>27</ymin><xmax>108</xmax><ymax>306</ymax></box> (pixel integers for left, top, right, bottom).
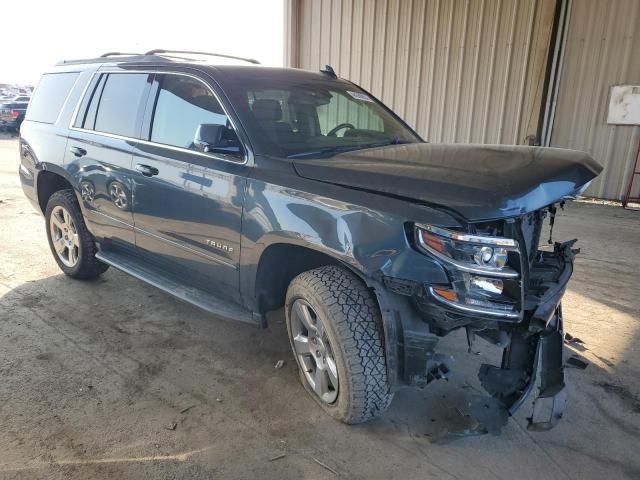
<box><xmin>293</xmin><ymin>143</ymin><xmax>602</xmax><ymax>221</ymax></box>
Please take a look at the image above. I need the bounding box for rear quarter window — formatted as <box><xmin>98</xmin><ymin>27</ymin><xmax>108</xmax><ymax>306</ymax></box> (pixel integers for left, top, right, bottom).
<box><xmin>25</xmin><ymin>72</ymin><xmax>79</xmax><ymax>124</ymax></box>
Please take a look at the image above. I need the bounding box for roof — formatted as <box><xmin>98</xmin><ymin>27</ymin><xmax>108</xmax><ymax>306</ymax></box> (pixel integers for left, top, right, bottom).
<box><xmin>53</xmin><ymin>51</ymin><xmax>342</xmax><ymax>86</ymax></box>
<box><xmin>56</xmin><ymin>50</ymin><xmax>260</xmax><ymax>67</ymax></box>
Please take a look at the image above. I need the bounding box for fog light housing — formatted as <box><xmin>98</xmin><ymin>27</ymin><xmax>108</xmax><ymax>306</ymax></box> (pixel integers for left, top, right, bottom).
<box><xmin>468</xmin><ymin>276</ymin><xmax>504</xmax><ymax>295</ymax></box>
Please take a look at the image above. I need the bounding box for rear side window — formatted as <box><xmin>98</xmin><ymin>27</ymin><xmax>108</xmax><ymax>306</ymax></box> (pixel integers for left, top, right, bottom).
<box><xmin>25</xmin><ymin>72</ymin><xmax>79</xmax><ymax>123</ymax></box>
<box><xmin>77</xmin><ymin>73</ymin><xmax>149</xmax><ymax>138</ymax></box>
<box><xmin>94</xmin><ymin>73</ymin><xmax>149</xmax><ymax>137</ymax></box>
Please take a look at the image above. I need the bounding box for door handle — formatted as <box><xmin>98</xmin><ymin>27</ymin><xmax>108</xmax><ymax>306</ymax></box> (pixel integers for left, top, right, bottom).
<box><xmin>69</xmin><ymin>146</ymin><xmax>87</xmax><ymax>157</ymax></box>
<box><xmin>135</xmin><ymin>164</ymin><xmax>159</xmax><ymax>177</ymax></box>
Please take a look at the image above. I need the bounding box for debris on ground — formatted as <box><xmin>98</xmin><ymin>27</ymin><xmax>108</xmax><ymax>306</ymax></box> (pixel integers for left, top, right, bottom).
<box><xmin>274</xmin><ymin>360</ymin><xmax>285</xmax><ymax>369</ymax></box>
<box><xmin>565</xmin><ymin>355</ymin><xmax>589</xmax><ymax>369</ymax></box>
<box><xmin>269</xmin><ymin>454</ymin><xmax>286</xmax><ymax>462</ymax></box>
<box><xmin>216</xmin><ymin>397</ymin><xmax>222</xmax><ymax>403</ymax></box>
<box><xmin>312</xmin><ymin>457</ymin><xmax>338</xmax><ymax>476</ymax></box>
<box><xmin>165</xmin><ymin>422</ymin><xmax>177</xmax><ymax>431</ymax></box>
<box><xmin>179</xmin><ymin>405</ymin><xmax>196</xmax><ymax>414</ymax></box>
<box><xmin>564</xmin><ymin>333</ymin><xmax>585</xmax><ymax>345</ymax></box>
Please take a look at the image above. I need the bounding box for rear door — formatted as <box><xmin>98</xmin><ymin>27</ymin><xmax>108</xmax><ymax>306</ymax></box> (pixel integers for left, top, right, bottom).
<box><xmin>66</xmin><ymin>71</ymin><xmax>151</xmax><ymax>248</ymax></box>
<box><xmin>130</xmin><ymin>71</ymin><xmax>249</xmax><ymax>303</ymax></box>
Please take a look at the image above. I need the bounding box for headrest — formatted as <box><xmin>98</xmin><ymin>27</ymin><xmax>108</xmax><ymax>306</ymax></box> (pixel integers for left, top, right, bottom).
<box><xmin>252</xmin><ymin>99</ymin><xmax>282</xmax><ymax>121</ymax></box>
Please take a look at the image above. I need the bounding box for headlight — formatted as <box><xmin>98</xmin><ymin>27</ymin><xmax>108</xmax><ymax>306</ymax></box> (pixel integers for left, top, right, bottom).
<box><xmin>416</xmin><ymin>224</ymin><xmax>519</xmax><ymax>278</ymax></box>
<box><xmin>416</xmin><ymin>224</ymin><xmax>522</xmax><ymax>319</ymax></box>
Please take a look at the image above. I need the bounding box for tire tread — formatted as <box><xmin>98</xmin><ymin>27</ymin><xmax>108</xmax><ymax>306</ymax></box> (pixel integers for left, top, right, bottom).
<box><xmin>45</xmin><ymin>189</ymin><xmax>108</xmax><ymax>280</ymax></box>
<box><xmin>288</xmin><ymin>266</ymin><xmax>393</xmax><ymax>423</ymax></box>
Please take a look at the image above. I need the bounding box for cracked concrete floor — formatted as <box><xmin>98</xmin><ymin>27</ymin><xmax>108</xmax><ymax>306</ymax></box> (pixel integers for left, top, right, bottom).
<box><xmin>1</xmin><ymin>134</ymin><xmax>639</xmax><ymax>479</ymax></box>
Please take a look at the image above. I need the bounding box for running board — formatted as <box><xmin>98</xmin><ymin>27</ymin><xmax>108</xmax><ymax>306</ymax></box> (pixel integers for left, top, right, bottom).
<box><xmin>96</xmin><ymin>250</ymin><xmax>258</xmax><ymax>325</ymax></box>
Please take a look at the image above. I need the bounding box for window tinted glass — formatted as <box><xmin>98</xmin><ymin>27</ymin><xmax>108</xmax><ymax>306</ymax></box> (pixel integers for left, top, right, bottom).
<box><xmin>93</xmin><ymin>73</ymin><xmax>148</xmax><ymax>137</ymax></box>
<box><xmin>316</xmin><ymin>92</ymin><xmax>383</xmax><ymax>135</ymax></box>
<box><xmin>226</xmin><ymin>77</ymin><xmax>420</xmax><ymax>158</ymax></box>
<box><xmin>77</xmin><ymin>74</ymin><xmax>106</xmax><ymax>129</ymax></box>
<box><xmin>25</xmin><ymin>72</ymin><xmax>78</xmax><ymax>123</ymax></box>
<box><xmin>150</xmin><ymin>75</ymin><xmax>239</xmax><ymax>157</ymax></box>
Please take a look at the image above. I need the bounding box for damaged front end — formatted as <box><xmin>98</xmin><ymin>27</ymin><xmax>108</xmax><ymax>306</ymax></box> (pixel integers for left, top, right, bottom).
<box><xmin>379</xmin><ymin>204</ymin><xmax>578</xmax><ymax>435</ymax></box>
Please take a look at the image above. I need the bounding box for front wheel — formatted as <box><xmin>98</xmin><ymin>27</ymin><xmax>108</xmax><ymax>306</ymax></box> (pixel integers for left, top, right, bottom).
<box><xmin>285</xmin><ymin>266</ymin><xmax>393</xmax><ymax>424</ymax></box>
<box><xmin>45</xmin><ymin>189</ymin><xmax>109</xmax><ymax>279</ymax></box>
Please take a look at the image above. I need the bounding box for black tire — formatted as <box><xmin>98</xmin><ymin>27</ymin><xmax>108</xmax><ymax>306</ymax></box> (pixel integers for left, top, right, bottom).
<box><xmin>45</xmin><ymin>189</ymin><xmax>109</xmax><ymax>279</ymax></box>
<box><xmin>285</xmin><ymin>265</ymin><xmax>393</xmax><ymax>424</ymax></box>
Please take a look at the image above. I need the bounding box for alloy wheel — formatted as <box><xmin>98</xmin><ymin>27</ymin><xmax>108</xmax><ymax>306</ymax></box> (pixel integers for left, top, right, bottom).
<box><xmin>49</xmin><ymin>206</ymin><xmax>80</xmax><ymax>267</ymax></box>
<box><xmin>290</xmin><ymin>299</ymin><xmax>339</xmax><ymax>404</ymax></box>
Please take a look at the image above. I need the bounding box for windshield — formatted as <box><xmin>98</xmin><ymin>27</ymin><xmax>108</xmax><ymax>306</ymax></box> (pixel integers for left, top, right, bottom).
<box><xmin>223</xmin><ymin>72</ymin><xmax>422</xmax><ymax>158</ymax></box>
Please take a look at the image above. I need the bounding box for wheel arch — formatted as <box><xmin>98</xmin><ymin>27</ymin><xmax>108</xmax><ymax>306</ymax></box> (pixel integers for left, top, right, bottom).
<box><xmin>251</xmin><ymin>242</ymin><xmax>352</xmax><ymax>315</ymax></box>
<box><xmin>36</xmin><ymin>166</ymin><xmax>77</xmax><ymax>214</ymax></box>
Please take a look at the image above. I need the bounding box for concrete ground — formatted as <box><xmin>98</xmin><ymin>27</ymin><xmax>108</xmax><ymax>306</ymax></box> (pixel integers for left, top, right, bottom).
<box><xmin>0</xmin><ymin>132</ymin><xmax>639</xmax><ymax>480</ymax></box>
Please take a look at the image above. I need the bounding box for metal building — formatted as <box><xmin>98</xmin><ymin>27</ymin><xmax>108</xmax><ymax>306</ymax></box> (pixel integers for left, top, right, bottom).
<box><xmin>284</xmin><ymin>0</ymin><xmax>640</xmax><ymax>200</ymax></box>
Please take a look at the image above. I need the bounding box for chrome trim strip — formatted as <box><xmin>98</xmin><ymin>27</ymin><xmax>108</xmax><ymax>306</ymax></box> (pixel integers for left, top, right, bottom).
<box><xmin>417</xmin><ymin>223</ymin><xmax>518</xmax><ymax>247</ymax></box>
<box><xmin>90</xmin><ymin>208</ymin><xmax>134</xmax><ymax>228</ymax></box>
<box><xmin>53</xmin><ymin>72</ymin><xmax>83</xmax><ymax>126</ymax></box>
<box><xmin>18</xmin><ymin>163</ymin><xmax>32</xmax><ymax>179</ymax></box>
<box><xmin>133</xmin><ymin>226</ymin><xmax>237</xmax><ymax>270</ymax></box>
<box><xmin>416</xmin><ymin>227</ymin><xmax>520</xmax><ymax>278</ymax></box>
<box><xmin>428</xmin><ymin>287</ymin><xmax>521</xmax><ymax>319</ymax></box>
<box><xmin>68</xmin><ymin>69</ymin><xmax>96</xmax><ymax>131</ymax></box>
<box><xmin>68</xmin><ymin>69</ymin><xmax>248</xmax><ymax>166</ymax></box>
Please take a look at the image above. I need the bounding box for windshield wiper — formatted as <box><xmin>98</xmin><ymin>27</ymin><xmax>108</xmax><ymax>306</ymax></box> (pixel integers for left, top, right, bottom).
<box><xmin>287</xmin><ymin>140</ymin><xmax>412</xmax><ymax>159</ymax></box>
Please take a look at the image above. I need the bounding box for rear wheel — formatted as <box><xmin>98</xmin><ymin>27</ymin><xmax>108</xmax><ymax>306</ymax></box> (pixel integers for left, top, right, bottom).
<box><xmin>285</xmin><ymin>265</ymin><xmax>393</xmax><ymax>424</ymax></box>
<box><xmin>45</xmin><ymin>189</ymin><xmax>108</xmax><ymax>279</ymax></box>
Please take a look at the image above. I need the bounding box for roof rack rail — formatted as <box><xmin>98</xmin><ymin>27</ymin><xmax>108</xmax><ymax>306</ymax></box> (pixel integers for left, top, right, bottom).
<box><xmin>144</xmin><ymin>49</ymin><xmax>260</xmax><ymax>65</ymax></box>
<box><xmin>100</xmin><ymin>52</ymin><xmax>143</xmax><ymax>57</ymax></box>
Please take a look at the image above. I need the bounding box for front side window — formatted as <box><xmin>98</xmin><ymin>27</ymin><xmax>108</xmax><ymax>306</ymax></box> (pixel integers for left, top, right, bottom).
<box><xmin>149</xmin><ymin>74</ymin><xmax>242</xmax><ymax>159</ymax></box>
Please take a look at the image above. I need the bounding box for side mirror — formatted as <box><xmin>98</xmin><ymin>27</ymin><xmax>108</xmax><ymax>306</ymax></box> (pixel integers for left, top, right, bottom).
<box><xmin>194</xmin><ymin>124</ymin><xmax>224</xmax><ymax>153</ymax></box>
<box><xmin>194</xmin><ymin>124</ymin><xmax>243</xmax><ymax>158</ymax></box>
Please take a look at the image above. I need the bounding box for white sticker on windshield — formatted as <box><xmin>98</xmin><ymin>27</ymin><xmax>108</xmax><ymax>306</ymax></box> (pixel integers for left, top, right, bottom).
<box><xmin>347</xmin><ymin>91</ymin><xmax>374</xmax><ymax>102</ymax></box>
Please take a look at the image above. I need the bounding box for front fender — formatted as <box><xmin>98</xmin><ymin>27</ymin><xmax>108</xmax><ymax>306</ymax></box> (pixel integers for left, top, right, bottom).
<box><xmin>239</xmin><ymin>171</ymin><xmax>457</xmax><ymax>311</ymax></box>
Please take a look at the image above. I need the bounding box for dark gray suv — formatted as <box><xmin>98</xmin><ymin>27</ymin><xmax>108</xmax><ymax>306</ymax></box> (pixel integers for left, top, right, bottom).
<box><xmin>18</xmin><ymin>50</ymin><xmax>601</xmax><ymax>435</ymax></box>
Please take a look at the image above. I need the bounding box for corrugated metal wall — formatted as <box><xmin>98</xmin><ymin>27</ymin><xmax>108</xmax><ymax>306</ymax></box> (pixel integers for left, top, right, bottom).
<box><xmin>549</xmin><ymin>0</ymin><xmax>640</xmax><ymax>200</ymax></box>
<box><xmin>288</xmin><ymin>0</ymin><xmax>557</xmax><ymax>145</ymax></box>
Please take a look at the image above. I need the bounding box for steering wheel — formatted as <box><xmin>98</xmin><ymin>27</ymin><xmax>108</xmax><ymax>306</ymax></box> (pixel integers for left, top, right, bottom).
<box><xmin>327</xmin><ymin>123</ymin><xmax>356</xmax><ymax>137</ymax></box>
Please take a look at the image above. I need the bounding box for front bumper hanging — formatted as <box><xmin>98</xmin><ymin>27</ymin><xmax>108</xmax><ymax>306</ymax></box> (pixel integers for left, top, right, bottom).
<box><xmin>477</xmin><ymin>306</ymin><xmax>566</xmax><ymax>434</ymax></box>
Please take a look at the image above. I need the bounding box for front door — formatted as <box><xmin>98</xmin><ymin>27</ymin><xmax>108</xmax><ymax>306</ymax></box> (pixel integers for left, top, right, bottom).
<box><xmin>130</xmin><ymin>72</ymin><xmax>248</xmax><ymax>304</ymax></box>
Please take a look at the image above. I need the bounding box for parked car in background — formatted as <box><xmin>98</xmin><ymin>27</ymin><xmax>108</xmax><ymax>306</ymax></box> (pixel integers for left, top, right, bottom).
<box><xmin>11</xmin><ymin>95</ymin><xmax>31</xmax><ymax>103</ymax></box>
<box><xmin>0</xmin><ymin>101</ymin><xmax>28</xmax><ymax>131</ymax></box>
<box><xmin>18</xmin><ymin>50</ymin><xmax>601</xmax><ymax>436</ymax></box>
